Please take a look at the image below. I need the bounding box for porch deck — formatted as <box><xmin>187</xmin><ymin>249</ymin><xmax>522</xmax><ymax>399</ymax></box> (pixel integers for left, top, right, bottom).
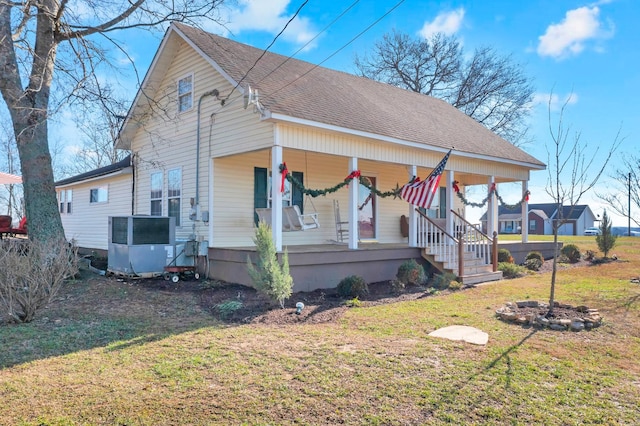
<box><xmin>207</xmin><ymin>240</ymin><xmax>559</xmax><ymax>292</ymax></box>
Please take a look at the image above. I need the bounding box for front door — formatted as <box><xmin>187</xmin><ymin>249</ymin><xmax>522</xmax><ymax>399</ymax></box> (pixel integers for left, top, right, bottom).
<box><xmin>358</xmin><ymin>176</ymin><xmax>376</xmax><ymax>239</ymax></box>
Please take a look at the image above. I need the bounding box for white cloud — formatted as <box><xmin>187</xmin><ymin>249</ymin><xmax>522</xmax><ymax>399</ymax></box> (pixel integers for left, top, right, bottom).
<box><xmin>532</xmin><ymin>92</ymin><xmax>579</xmax><ymax>111</ymax></box>
<box><xmin>223</xmin><ymin>0</ymin><xmax>316</xmax><ymax>47</ymax></box>
<box><xmin>418</xmin><ymin>8</ymin><xmax>465</xmax><ymax>38</ymax></box>
<box><xmin>537</xmin><ymin>6</ymin><xmax>614</xmax><ymax>59</ymax></box>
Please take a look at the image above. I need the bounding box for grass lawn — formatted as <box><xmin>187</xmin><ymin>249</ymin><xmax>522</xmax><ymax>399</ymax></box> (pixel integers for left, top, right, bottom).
<box><xmin>1</xmin><ymin>236</ymin><xmax>639</xmax><ymax>425</ymax></box>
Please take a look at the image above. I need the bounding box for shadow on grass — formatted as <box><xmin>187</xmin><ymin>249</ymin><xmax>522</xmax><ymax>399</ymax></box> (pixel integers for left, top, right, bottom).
<box><xmin>423</xmin><ymin>329</ymin><xmax>539</xmax><ymax>418</ymax></box>
<box><xmin>0</xmin><ymin>273</ymin><xmax>223</xmax><ymax>369</ymax></box>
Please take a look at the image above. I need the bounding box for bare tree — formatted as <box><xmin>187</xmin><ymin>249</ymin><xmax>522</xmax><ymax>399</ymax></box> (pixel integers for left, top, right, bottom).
<box><xmin>65</xmin><ymin>94</ymin><xmax>130</xmax><ymax>176</ymax></box>
<box><xmin>0</xmin><ymin>118</ymin><xmax>22</xmax><ymax>219</ymax></box>
<box><xmin>0</xmin><ymin>0</ymin><xmax>226</xmax><ymax>243</ymax></box>
<box><xmin>355</xmin><ymin>30</ymin><xmax>534</xmax><ymax>145</ymax></box>
<box><xmin>596</xmin><ymin>154</ymin><xmax>639</xmax><ymax>227</ymax></box>
<box><xmin>545</xmin><ymin>94</ymin><xmax>623</xmax><ymax>315</ymax></box>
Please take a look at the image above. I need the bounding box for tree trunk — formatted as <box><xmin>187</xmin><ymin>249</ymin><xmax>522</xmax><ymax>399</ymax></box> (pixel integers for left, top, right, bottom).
<box><xmin>14</xmin><ymin>115</ymin><xmax>65</xmax><ymax>243</ymax></box>
<box><xmin>1</xmin><ymin>1</ymin><xmax>65</xmax><ymax>243</ymax></box>
<box><xmin>548</xmin><ymin>226</ymin><xmax>559</xmax><ymax>316</ymax></box>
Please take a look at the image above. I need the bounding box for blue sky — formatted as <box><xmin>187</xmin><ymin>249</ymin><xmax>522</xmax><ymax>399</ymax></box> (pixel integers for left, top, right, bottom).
<box><xmin>66</xmin><ymin>0</ymin><xmax>639</xmax><ymax>225</ymax></box>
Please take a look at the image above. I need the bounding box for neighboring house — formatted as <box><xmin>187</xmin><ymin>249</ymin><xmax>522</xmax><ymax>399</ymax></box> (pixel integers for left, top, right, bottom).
<box><xmin>110</xmin><ymin>23</ymin><xmax>546</xmax><ymax>290</ymax></box>
<box><xmin>55</xmin><ymin>155</ymin><xmax>132</xmax><ymax>252</ymax></box>
<box><xmin>480</xmin><ymin>203</ymin><xmax>597</xmax><ymax>236</ymax></box>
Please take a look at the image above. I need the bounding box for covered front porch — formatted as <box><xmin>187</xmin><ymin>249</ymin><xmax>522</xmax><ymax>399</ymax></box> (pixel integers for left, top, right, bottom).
<box><xmin>205</xmin><ymin>131</ymin><xmax>545</xmax><ymax>289</ymax></box>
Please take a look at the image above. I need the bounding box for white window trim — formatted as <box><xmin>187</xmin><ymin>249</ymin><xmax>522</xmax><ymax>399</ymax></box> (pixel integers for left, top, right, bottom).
<box><xmin>267</xmin><ymin>172</ymin><xmax>292</xmax><ymax>208</ymax></box>
<box><xmin>167</xmin><ymin>168</ymin><xmax>182</xmax><ymax>226</ymax></box>
<box><xmin>90</xmin><ymin>185</ymin><xmax>109</xmax><ymax>204</ymax></box>
<box><xmin>150</xmin><ymin>171</ymin><xmax>163</xmax><ymax>216</ymax></box>
<box><xmin>177</xmin><ymin>72</ymin><xmax>194</xmax><ymax>114</ymax></box>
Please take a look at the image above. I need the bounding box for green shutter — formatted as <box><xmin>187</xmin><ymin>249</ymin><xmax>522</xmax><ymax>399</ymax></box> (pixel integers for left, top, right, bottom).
<box><xmin>439</xmin><ymin>187</ymin><xmax>447</xmax><ymax>219</ymax></box>
<box><xmin>254</xmin><ymin>167</ymin><xmax>268</xmax><ymax>225</ymax></box>
<box><xmin>292</xmin><ymin>171</ymin><xmax>304</xmax><ymax>213</ymax></box>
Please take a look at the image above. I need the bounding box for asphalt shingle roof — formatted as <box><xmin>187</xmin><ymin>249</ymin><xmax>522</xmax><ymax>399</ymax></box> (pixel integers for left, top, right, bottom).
<box><xmin>173</xmin><ymin>23</ymin><xmax>544</xmax><ymax>168</ymax></box>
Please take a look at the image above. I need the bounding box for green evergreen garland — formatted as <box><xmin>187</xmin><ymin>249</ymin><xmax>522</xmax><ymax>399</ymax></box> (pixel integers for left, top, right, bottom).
<box><xmin>454</xmin><ymin>181</ymin><xmax>530</xmax><ymax>209</ymax></box>
<box><xmin>281</xmin><ymin>164</ymin><xmax>402</xmax><ymax>199</ymax></box>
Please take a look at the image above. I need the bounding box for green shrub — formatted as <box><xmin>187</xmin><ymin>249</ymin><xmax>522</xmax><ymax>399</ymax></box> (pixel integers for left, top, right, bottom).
<box><xmin>525</xmin><ymin>251</ymin><xmax>544</xmax><ymax>265</ymax></box>
<box><xmin>390</xmin><ymin>279</ymin><xmax>405</xmax><ymax>293</ymax></box>
<box><xmin>596</xmin><ymin>210</ymin><xmax>617</xmax><ymax>257</ymax></box>
<box><xmin>431</xmin><ymin>271</ymin><xmax>458</xmax><ymax>290</ymax></box>
<box><xmin>337</xmin><ymin>275</ymin><xmax>368</xmax><ymax>298</ymax></box>
<box><xmin>344</xmin><ymin>297</ymin><xmax>362</xmax><ymax>308</ymax></box>
<box><xmin>498</xmin><ymin>262</ymin><xmax>526</xmax><ymax>279</ymax></box>
<box><xmin>561</xmin><ymin>243</ymin><xmax>581</xmax><ymax>263</ymax></box>
<box><xmin>396</xmin><ymin>259</ymin><xmax>426</xmax><ymax>286</ymax></box>
<box><xmin>246</xmin><ymin>222</ymin><xmax>294</xmax><ymax>308</ymax></box>
<box><xmin>497</xmin><ymin>248</ymin><xmax>513</xmax><ymax>263</ymax></box>
<box><xmin>448</xmin><ymin>280</ymin><xmax>463</xmax><ymax>291</ymax></box>
<box><xmin>216</xmin><ymin>300</ymin><xmax>243</xmax><ymax>319</ymax></box>
<box><xmin>523</xmin><ymin>258</ymin><xmax>543</xmax><ymax>271</ymax></box>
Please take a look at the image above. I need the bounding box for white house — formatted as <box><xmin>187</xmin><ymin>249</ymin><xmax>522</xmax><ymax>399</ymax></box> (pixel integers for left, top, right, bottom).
<box><xmin>55</xmin><ymin>156</ymin><xmax>132</xmax><ymax>252</ymax></box>
<box><xmin>76</xmin><ymin>23</ymin><xmax>548</xmax><ymax>289</ymax></box>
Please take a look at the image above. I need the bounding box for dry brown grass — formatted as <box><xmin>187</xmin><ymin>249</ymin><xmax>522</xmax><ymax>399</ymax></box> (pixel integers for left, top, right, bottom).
<box><xmin>1</xmin><ymin>236</ymin><xmax>639</xmax><ymax>425</ymax></box>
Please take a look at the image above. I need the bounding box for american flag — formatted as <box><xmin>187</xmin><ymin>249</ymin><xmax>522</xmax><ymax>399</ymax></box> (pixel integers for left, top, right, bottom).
<box><xmin>400</xmin><ymin>150</ymin><xmax>451</xmax><ymax>209</ymax></box>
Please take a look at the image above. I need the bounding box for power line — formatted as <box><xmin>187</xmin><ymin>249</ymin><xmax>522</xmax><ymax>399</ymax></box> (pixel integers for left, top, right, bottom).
<box><xmin>221</xmin><ymin>0</ymin><xmax>309</xmax><ymax>105</ymax></box>
<box><xmin>262</xmin><ymin>0</ymin><xmax>406</xmax><ymax>101</ymax></box>
<box><xmin>254</xmin><ymin>0</ymin><xmax>361</xmax><ymax>86</ymax></box>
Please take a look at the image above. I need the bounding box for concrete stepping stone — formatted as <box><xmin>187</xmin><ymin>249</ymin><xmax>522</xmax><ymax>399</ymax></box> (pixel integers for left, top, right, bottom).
<box><xmin>428</xmin><ymin>325</ymin><xmax>489</xmax><ymax>345</ymax></box>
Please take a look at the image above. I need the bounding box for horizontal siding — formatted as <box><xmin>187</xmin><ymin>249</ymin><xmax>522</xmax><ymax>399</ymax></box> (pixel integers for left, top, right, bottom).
<box><xmin>278</xmin><ymin>124</ymin><xmax>531</xmax><ymax>180</ymax></box>
<box><xmin>211</xmin><ymin>151</ymin><xmax>423</xmax><ymax>247</ymax></box>
<box><xmin>59</xmin><ymin>174</ymin><xmax>132</xmax><ymax>250</ymax></box>
<box><xmin>130</xmin><ymin>42</ymin><xmax>275</xmax><ymax>243</ymax></box>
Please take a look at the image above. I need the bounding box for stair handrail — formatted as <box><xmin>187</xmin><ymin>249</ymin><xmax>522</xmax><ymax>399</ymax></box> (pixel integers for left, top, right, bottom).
<box><xmin>450</xmin><ymin>210</ymin><xmax>493</xmax><ymax>241</ymax></box>
<box><xmin>415</xmin><ymin>209</ymin><xmax>457</xmax><ymax>241</ymax></box>
<box><xmin>450</xmin><ymin>210</ymin><xmax>498</xmax><ymax>272</ymax></box>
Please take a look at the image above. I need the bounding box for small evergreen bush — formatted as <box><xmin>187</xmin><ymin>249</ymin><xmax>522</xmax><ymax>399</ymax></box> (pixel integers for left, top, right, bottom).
<box><xmin>396</xmin><ymin>259</ymin><xmax>426</xmax><ymax>286</ymax></box>
<box><xmin>498</xmin><ymin>262</ymin><xmax>527</xmax><ymax>279</ymax></box>
<box><xmin>525</xmin><ymin>251</ymin><xmax>544</xmax><ymax>265</ymax></box>
<box><xmin>561</xmin><ymin>243</ymin><xmax>581</xmax><ymax>263</ymax></box>
<box><xmin>523</xmin><ymin>258</ymin><xmax>543</xmax><ymax>271</ymax></box>
<box><xmin>431</xmin><ymin>271</ymin><xmax>458</xmax><ymax>290</ymax></box>
<box><xmin>337</xmin><ymin>275</ymin><xmax>368</xmax><ymax>298</ymax></box>
<box><xmin>596</xmin><ymin>210</ymin><xmax>617</xmax><ymax>258</ymax></box>
<box><xmin>246</xmin><ymin>221</ymin><xmax>294</xmax><ymax>308</ymax></box>
<box><xmin>497</xmin><ymin>248</ymin><xmax>513</xmax><ymax>263</ymax></box>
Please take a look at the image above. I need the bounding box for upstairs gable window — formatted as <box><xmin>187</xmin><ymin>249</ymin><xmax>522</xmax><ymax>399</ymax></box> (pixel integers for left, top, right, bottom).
<box><xmin>177</xmin><ymin>74</ymin><xmax>194</xmax><ymax>113</ymax></box>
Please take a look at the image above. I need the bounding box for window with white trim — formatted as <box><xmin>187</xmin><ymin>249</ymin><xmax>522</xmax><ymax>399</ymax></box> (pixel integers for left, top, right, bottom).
<box><xmin>90</xmin><ymin>186</ymin><xmax>108</xmax><ymax>203</ymax></box>
<box><xmin>177</xmin><ymin>74</ymin><xmax>194</xmax><ymax>113</ymax></box>
<box><xmin>267</xmin><ymin>172</ymin><xmax>292</xmax><ymax>208</ymax></box>
<box><xmin>167</xmin><ymin>168</ymin><xmax>181</xmax><ymax>226</ymax></box>
<box><xmin>66</xmin><ymin>189</ymin><xmax>72</xmax><ymax>214</ymax></box>
<box><xmin>150</xmin><ymin>172</ymin><xmax>163</xmax><ymax>216</ymax></box>
<box><xmin>59</xmin><ymin>191</ymin><xmax>65</xmax><ymax>213</ymax></box>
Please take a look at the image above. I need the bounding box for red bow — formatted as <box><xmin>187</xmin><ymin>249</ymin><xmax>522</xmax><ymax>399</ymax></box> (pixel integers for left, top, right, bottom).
<box><xmin>280</xmin><ymin>162</ymin><xmax>288</xmax><ymax>193</ymax></box>
<box><xmin>344</xmin><ymin>170</ymin><xmax>361</xmax><ymax>181</ymax></box>
<box><xmin>453</xmin><ymin>181</ymin><xmax>460</xmax><ymax>193</ymax></box>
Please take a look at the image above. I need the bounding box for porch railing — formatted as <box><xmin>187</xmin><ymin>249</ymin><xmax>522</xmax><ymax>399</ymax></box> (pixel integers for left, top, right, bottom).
<box><xmin>450</xmin><ymin>210</ymin><xmax>498</xmax><ymax>272</ymax></box>
<box><xmin>415</xmin><ymin>209</ymin><xmax>498</xmax><ymax>276</ymax></box>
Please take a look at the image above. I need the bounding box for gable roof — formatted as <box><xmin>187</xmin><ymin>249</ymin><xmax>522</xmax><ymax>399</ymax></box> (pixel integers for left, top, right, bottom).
<box><xmin>120</xmin><ymin>23</ymin><xmax>544</xmax><ymax>170</ymax></box>
<box><xmin>55</xmin><ymin>155</ymin><xmax>132</xmax><ymax>187</ymax></box>
<box><xmin>480</xmin><ymin>203</ymin><xmax>592</xmax><ymax>221</ymax></box>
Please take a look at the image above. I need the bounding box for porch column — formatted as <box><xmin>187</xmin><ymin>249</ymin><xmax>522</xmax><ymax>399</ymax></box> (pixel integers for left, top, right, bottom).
<box><xmin>521</xmin><ymin>180</ymin><xmax>529</xmax><ymax>243</ymax></box>
<box><xmin>271</xmin><ymin>145</ymin><xmax>284</xmax><ymax>252</ymax></box>
<box><xmin>408</xmin><ymin>165</ymin><xmax>418</xmax><ymax>247</ymax></box>
<box><xmin>348</xmin><ymin>157</ymin><xmax>359</xmax><ymax>249</ymax></box>
<box><xmin>487</xmin><ymin>176</ymin><xmax>498</xmax><ymax>237</ymax></box>
<box><xmin>446</xmin><ymin>170</ymin><xmax>455</xmax><ymax>236</ymax></box>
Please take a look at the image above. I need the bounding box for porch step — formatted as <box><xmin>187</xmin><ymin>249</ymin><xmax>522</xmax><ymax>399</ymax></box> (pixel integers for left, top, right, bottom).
<box><xmin>421</xmin><ymin>249</ymin><xmax>502</xmax><ymax>285</ymax></box>
<box><xmin>460</xmin><ymin>271</ymin><xmax>503</xmax><ymax>286</ymax></box>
